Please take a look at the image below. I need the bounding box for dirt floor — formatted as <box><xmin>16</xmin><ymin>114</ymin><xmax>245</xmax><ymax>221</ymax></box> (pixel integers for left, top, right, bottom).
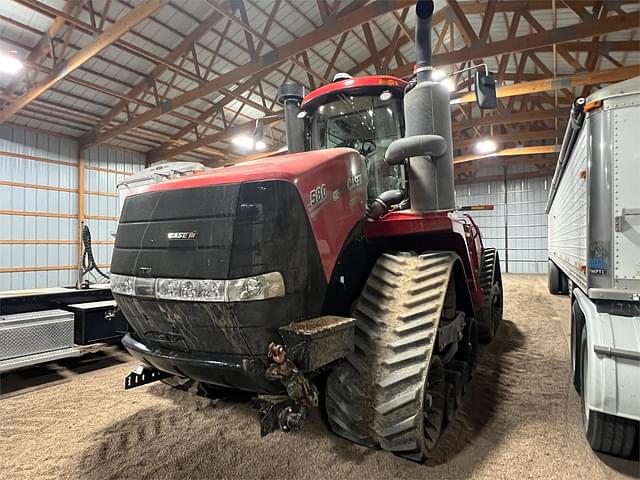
<box><xmin>1</xmin><ymin>274</ymin><xmax>638</xmax><ymax>480</ymax></box>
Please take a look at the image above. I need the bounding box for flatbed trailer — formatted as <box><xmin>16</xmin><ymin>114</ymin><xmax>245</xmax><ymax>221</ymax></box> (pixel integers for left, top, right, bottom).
<box><xmin>546</xmin><ymin>76</ymin><xmax>640</xmax><ymax>458</ymax></box>
<box><xmin>0</xmin><ymin>284</ymin><xmax>127</xmax><ymax>373</ymax></box>
<box><xmin>0</xmin><ymin>162</ymin><xmax>206</xmax><ymax>375</ymax></box>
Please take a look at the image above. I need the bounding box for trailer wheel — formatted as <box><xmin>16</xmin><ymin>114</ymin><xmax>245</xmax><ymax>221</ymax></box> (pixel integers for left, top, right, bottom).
<box><xmin>548</xmin><ymin>260</ymin><xmax>562</xmax><ymax>294</ymax></box>
<box><xmin>325</xmin><ymin>252</ymin><xmax>463</xmax><ymax>462</ymax></box>
<box><xmin>580</xmin><ymin>328</ymin><xmax>638</xmax><ymax>458</ymax></box>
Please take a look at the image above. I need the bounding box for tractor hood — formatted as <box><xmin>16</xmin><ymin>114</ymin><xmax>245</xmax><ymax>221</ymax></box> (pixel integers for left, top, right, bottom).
<box><xmin>137</xmin><ymin>148</ymin><xmax>361</xmax><ymax>196</ymax></box>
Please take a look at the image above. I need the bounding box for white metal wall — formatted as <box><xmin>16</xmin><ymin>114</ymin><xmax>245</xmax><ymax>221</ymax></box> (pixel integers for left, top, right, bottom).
<box><xmin>0</xmin><ymin>125</ymin><xmax>79</xmax><ymax>291</ymax></box>
<box><xmin>456</xmin><ymin>166</ymin><xmax>553</xmax><ymax>274</ymax></box>
<box><xmin>0</xmin><ymin>124</ymin><xmax>145</xmax><ymax>292</ymax></box>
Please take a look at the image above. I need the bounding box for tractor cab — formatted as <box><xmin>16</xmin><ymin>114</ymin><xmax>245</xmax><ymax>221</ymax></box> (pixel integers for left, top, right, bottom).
<box><xmin>281</xmin><ymin>75</ymin><xmax>409</xmax><ymax>200</ymax></box>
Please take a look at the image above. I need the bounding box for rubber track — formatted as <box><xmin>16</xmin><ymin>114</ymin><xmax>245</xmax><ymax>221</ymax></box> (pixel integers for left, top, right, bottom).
<box><xmin>326</xmin><ymin>252</ymin><xmax>457</xmax><ymax>461</ymax></box>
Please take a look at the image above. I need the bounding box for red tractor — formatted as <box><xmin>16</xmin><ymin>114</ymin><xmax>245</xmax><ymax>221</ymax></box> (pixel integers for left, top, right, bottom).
<box><xmin>113</xmin><ymin>1</ymin><xmax>502</xmax><ymax>462</ymax></box>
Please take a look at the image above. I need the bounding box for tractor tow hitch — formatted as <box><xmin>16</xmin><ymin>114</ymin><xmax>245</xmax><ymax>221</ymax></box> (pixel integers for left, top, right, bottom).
<box><xmin>258</xmin><ymin>342</ymin><xmax>319</xmax><ymax>436</ymax></box>
<box><xmin>124</xmin><ymin>364</ymin><xmax>172</xmax><ymax>389</ymax></box>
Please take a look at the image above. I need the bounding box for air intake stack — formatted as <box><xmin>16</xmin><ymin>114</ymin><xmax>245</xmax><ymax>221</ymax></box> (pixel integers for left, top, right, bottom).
<box><xmin>385</xmin><ymin>0</ymin><xmax>455</xmax><ymax>212</ymax></box>
<box><xmin>277</xmin><ymin>82</ymin><xmax>306</xmax><ymax>153</ymax></box>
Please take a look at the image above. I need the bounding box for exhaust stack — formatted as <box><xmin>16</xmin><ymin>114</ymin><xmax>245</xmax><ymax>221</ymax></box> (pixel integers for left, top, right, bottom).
<box><xmin>414</xmin><ymin>0</ymin><xmax>433</xmax><ymax>83</ymax></box>
<box><xmin>387</xmin><ymin>0</ymin><xmax>455</xmax><ymax>212</ymax></box>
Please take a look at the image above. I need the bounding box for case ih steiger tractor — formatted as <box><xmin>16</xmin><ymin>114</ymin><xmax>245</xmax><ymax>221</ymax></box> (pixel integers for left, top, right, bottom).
<box><xmin>113</xmin><ymin>1</ymin><xmax>503</xmax><ymax>462</ymax></box>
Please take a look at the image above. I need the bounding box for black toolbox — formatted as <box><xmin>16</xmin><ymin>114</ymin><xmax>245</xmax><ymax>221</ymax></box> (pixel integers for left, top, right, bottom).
<box><xmin>65</xmin><ymin>300</ymin><xmax>129</xmax><ymax>345</ymax></box>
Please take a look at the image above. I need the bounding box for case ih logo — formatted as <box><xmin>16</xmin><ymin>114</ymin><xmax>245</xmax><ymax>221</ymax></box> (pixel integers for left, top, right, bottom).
<box><xmin>167</xmin><ymin>231</ymin><xmax>199</xmax><ymax>240</ymax></box>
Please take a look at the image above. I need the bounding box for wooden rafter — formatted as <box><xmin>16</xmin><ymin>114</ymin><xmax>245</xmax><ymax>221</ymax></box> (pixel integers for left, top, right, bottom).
<box><xmin>0</xmin><ymin>0</ymin><xmax>164</xmax><ymax>124</ymax></box>
<box><xmin>452</xmin><ymin>65</ymin><xmax>640</xmax><ymax>105</ymax></box>
<box><xmin>91</xmin><ymin>10</ymin><xmax>224</xmax><ymax>132</ymax></box>
<box><xmin>0</xmin><ymin>0</ymin><xmax>637</xmax><ymax>165</ymax></box>
<box><xmin>81</xmin><ymin>0</ymin><xmax>414</xmax><ymax>149</ymax></box>
<box><xmin>454</xmin><ymin>145</ymin><xmax>560</xmax><ymax>164</ymax></box>
<box><xmin>390</xmin><ymin>9</ymin><xmax>639</xmax><ymax>77</ymax></box>
<box><xmin>1</xmin><ymin>0</ymin><xmax>83</xmax><ymax>104</ymax></box>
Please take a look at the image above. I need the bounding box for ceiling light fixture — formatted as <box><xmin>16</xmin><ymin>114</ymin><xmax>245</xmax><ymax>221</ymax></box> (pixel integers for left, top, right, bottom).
<box><xmin>0</xmin><ymin>52</ymin><xmax>23</xmax><ymax>74</ymax></box>
<box><xmin>231</xmin><ymin>135</ymin><xmax>254</xmax><ymax>149</ymax></box>
<box><xmin>475</xmin><ymin>139</ymin><xmax>497</xmax><ymax>154</ymax></box>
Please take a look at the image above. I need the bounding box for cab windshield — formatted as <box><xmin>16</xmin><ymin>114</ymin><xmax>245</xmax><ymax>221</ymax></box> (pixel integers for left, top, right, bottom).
<box><xmin>309</xmin><ymin>93</ymin><xmax>405</xmax><ymax>200</ymax></box>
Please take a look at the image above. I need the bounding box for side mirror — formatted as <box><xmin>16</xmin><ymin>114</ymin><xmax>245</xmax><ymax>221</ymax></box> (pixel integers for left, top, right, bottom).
<box><xmin>475</xmin><ymin>71</ymin><xmax>497</xmax><ymax>109</ymax></box>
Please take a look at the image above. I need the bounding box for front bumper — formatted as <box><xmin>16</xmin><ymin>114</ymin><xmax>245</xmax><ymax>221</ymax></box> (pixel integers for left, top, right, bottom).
<box><xmin>121</xmin><ymin>333</ymin><xmax>281</xmax><ymax>393</ymax></box>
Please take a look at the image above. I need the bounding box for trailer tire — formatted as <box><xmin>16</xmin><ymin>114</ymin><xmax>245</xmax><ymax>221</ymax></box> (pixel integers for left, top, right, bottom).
<box><xmin>571</xmin><ymin>301</ymin><xmax>584</xmax><ymax>393</ymax></box>
<box><xmin>560</xmin><ymin>273</ymin><xmax>569</xmax><ymax>295</ymax></box>
<box><xmin>548</xmin><ymin>260</ymin><xmax>562</xmax><ymax>294</ymax></box>
<box><xmin>325</xmin><ymin>252</ymin><xmax>461</xmax><ymax>462</ymax></box>
<box><xmin>580</xmin><ymin>328</ymin><xmax>638</xmax><ymax>458</ymax></box>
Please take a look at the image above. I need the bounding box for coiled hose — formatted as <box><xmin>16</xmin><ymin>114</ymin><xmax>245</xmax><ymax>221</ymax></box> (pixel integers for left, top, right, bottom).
<box><xmin>81</xmin><ymin>223</ymin><xmax>109</xmax><ymax>280</ymax></box>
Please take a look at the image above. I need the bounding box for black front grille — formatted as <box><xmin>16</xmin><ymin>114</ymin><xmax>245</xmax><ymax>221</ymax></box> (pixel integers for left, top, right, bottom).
<box><xmin>112</xmin><ymin>183</ymin><xmax>240</xmax><ymax>279</ymax></box>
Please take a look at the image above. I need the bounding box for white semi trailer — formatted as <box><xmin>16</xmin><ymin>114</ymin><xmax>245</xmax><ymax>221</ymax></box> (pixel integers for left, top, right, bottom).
<box><xmin>546</xmin><ymin>76</ymin><xmax>639</xmax><ymax>458</ymax></box>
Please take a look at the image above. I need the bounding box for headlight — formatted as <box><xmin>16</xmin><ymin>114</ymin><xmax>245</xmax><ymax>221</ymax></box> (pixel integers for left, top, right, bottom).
<box><xmin>111</xmin><ymin>273</ymin><xmax>134</xmax><ymax>295</ymax></box>
<box><xmin>156</xmin><ymin>278</ymin><xmax>225</xmax><ymax>302</ymax></box>
<box><xmin>227</xmin><ymin>272</ymin><xmax>285</xmax><ymax>301</ymax></box>
<box><xmin>111</xmin><ymin>272</ymin><xmax>285</xmax><ymax>302</ymax></box>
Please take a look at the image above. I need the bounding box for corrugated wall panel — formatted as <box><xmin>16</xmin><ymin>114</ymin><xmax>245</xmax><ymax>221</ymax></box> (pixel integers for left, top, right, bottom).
<box><xmin>83</xmin><ymin>145</ymin><xmax>145</xmax><ymax>274</ymax></box>
<box><xmin>0</xmin><ymin>124</ymin><xmax>146</xmax><ymax>292</ymax></box>
<box><xmin>506</xmin><ymin>176</ymin><xmax>550</xmax><ymax>273</ymax></box>
<box><xmin>0</xmin><ymin>124</ymin><xmax>79</xmax><ymax>290</ymax></box>
<box><xmin>455</xmin><ymin>168</ymin><xmax>552</xmax><ymax>274</ymax></box>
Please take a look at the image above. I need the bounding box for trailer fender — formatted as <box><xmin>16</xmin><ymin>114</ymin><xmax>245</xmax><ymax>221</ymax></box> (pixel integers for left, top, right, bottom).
<box><xmin>572</xmin><ymin>288</ymin><xmax>640</xmax><ymax>422</ymax></box>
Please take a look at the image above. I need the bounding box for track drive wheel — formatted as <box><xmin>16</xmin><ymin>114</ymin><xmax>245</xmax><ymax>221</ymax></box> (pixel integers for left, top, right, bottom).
<box><xmin>580</xmin><ymin>328</ymin><xmax>638</xmax><ymax>458</ymax></box>
<box><xmin>325</xmin><ymin>252</ymin><xmax>459</xmax><ymax>462</ymax></box>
